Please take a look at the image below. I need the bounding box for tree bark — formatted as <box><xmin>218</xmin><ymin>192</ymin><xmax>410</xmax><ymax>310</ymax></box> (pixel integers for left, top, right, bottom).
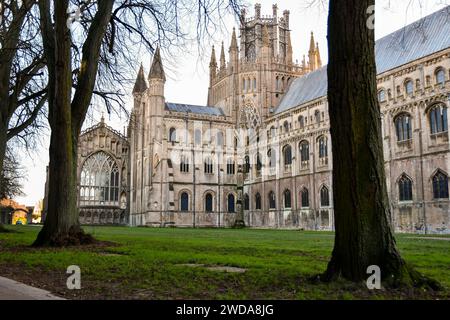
<box><xmin>34</xmin><ymin>0</ymin><xmax>114</xmax><ymax>246</ymax></box>
<box><xmin>325</xmin><ymin>0</ymin><xmax>439</xmax><ymax>289</ymax></box>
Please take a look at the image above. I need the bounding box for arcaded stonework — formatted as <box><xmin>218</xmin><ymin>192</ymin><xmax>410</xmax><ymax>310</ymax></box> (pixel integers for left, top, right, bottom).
<box><xmin>76</xmin><ymin>4</ymin><xmax>450</xmax><ymax>234</ymax></box>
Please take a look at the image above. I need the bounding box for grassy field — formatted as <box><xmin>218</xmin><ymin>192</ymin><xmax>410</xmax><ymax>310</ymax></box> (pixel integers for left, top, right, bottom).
<box><xmin>0</xmin><ymin>225</ymin><xmax>449</xmax><ymax>300</ymax></box>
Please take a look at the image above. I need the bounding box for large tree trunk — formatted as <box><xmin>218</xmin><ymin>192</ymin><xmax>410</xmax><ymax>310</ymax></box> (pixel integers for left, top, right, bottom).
<box><xmin>324</xmin><ymin>0</ymin><xmax>439</xmax><ymax>289</ymax></box>
<box><xmin>33</xmin><ymin>0</ymin><xmax>85</xmax><ymax>246</ymax></box>
<box><xmin>34</xmin><ymin>0</ymin><xmax>113</xmax><ymax>246</ymax></box>
<box><xmin>0</xmin><ymin>122</ymin><xmax>8</xmax><ymax>232</ymax></box>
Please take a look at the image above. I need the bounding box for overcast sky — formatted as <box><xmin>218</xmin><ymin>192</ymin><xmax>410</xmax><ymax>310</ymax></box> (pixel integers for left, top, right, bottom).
<box><xmin>15</xmin><ymin>0</ymin><xmax>450</xmax><ymax>206</ymax></box>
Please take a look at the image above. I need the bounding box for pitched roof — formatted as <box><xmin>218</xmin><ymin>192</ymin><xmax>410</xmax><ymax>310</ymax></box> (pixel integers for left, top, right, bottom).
<box><xmin>275</xmin><ymin>6</ymin><xmax>450</xmax><ymax>115</ymax></box>
<box><xmin>165</xmin><ymin>103</ymin><xmax>225</xmax><ymax>116</ymax></box>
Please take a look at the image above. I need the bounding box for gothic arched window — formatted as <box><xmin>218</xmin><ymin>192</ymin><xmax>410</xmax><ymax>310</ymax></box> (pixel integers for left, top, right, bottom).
<box><xmin>283</xmin><ymin>189</ymin><xmax>291</xmax><ymax>209</ymax></box>
<box><xmin>318</xmin><ymin>136</ymin><xmax>328</xmax><ymax>158</ymax></box>
<box><xmin>315</xmin><ymin>110</ymin><xmax>321</xmax><ymax>123</ymax></box>
<box><xmin>205</xmin><ymin>193</ymin><xmax>214</xmax><ymax>212</ymax></box>
<box><xmin>378</xmin><ymin>89</ymin><xmax>386</xmax><ymax>102</ymax></box>
<box><xmin>195</xmin><ymin>129</ymin><xmax>202</xmax><ymax>146</ymax></box>
<box><xmin>228</xmin><ymin>194</ymin><xmax>235</xmax><ymax>213</ymax></box>
<box><xmin>394</xmin><ymin>113</ymin><xmax>412</xmax><ymax>141</ymax></box>
<box><xmin>436</xmin><ymin>68</ymin><xmax>445</xmax><ymax>85</ymax></box>
<box><xmin>169</xmin><ymin>127</ymin><xmax>177</xmax><ymax>142</ymax></box>
<box><xmin>283</xmin><ymin>145</ymin><xmax>292</xmax><ymax>166</ymax></box>
<box><xmin>298</xmin><ymin>116</ymin><xmax>305</xmax><ymax>129</ymax></box>
<box><xmin>244</xmin><ymin>194</ymin><xmax>250</xmax><ymax>211</ymax></box>
<box><xmin>405</xmin><ymin>79</ymin><xmax>414</xmax><ymax>96</ymax></box>
<box><xmin>433</xmin><ymin>170</ymin><xmax>449</xmax><ymax>199</ymax></box>
<box><xmin>398</xmin><ymin>175</ymin><xmax>413</xmax><ymax>202</ymax></box>
<box><xmin>300</xmin><ymin>188</ymin><xmax>309</xmax><ymax>208</ymax></box>
<box><xmin>269</xmin><ymin>191</ymin><xmax>276</xmax><ymax>209</ymax></box>
<box><xmin>429</xmin><ymin>103</ymin><xmax>448</xmax><ymax>134</ymax></box>
<box><xmin>255</xmin><ymin>193</ymin><xmax>262</xmax><ymax>210</ymax></box>
<box><xmin>320</xmin><ymin>186</ymin><xmax>330</xmax><ymax>207</ymax></box>
<box><xmin>180</xmin><ymin>192</ymin><xmax>189</xmax><ymax>211</ymax></box>
<box><xmin>299</xmin><ymin>141</ymin><xmax>310</xmax><ymax>162</ymax></box>
<box><xmin>79</xmin><ymin>151</ymin><xmax>119</xmax><ymax>206</ymax></box>
<box><xmin>283</xmin><ymin>121</ymin><xmax>290</xmax><ymax>133</ymax></box>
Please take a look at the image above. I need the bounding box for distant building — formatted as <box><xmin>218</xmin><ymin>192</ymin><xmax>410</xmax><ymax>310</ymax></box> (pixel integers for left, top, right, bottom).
<box><xmin>71</xmin><ymin>5</ymin><xmax>450</xmax><ymax>233</ymax></box>
<box><xmin>0</xmin><ymin>199</ymin><xmax>30</xmax><ymax>225</ymax></box>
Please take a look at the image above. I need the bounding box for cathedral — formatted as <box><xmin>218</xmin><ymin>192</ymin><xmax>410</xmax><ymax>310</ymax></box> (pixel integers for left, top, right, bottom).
<box><xmin>74</xmin><ymin>4</ymin><xmax>450</xmax><ymax>233</ymax></box>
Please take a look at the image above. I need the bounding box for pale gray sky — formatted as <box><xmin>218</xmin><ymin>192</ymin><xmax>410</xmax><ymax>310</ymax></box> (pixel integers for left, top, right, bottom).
<box><xmin>15</xmin><ymin>0</ymin><xmax>450</xmax><ymax>206</ymax></box>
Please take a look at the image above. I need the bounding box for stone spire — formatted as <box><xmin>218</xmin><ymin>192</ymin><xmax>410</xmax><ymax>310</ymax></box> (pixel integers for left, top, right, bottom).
<box><xmin>209</xmin><ymin>45</ymin><xmax>217</xmax><ymax>81</ymax></box>
<box><xmin>148</xmin><ymin>47</ymin><xmax>166</xmax><ymax>81</ymax></box>
<box><xmin>286</xmin><ymin>31</ymin><xmax>293</xmax><ymax>65</ymax></box>
<box><xmin>308</xmin><ymin>32</ymin><xmax>317</xmax><ymax>71</ymax></box>
<box><xmin>133</xmin><ymin>63</ymin><xmax>148</xmax><ymax>94</ymax></box>
<box><xmin>316</xmin><ymin>42</ymin><xmax>322</xmax><ymax>68</ymax></box>
<box><xmin>230</xmin><ymin>27</ymin><xmax>238</xmax><ymax>51</ymax></box>
<box><xmin>220</xmin><ymin>42</ymin><xmax>226</xmax><ymax>70</ymax></box>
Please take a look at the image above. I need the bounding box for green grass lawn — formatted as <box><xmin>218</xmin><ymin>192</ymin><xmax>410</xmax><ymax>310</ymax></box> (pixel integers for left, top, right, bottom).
<box><xmin>0</xmin><ymin>225</ymin><xmax>449</xmax><ymax>300</ymax></box>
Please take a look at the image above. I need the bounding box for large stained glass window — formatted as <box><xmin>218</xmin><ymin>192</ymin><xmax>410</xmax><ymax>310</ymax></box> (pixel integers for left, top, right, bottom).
<box><xmin>79</xmin><ymin>152</ymin><xmax>120</xmax><ymax>206</ymax></box>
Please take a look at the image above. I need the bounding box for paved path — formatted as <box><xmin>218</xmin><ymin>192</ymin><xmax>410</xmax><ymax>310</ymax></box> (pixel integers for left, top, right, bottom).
<box><xmin>0</xmin><ymin>276</ymin><xmax>65</xmax><ymax>300</ymax></box>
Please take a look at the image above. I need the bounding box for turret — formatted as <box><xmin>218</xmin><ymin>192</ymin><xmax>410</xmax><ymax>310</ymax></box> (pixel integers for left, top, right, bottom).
<box><xmin>220</xmin><ymin>42</ymin><xmax>226</xmax><ymax>70</ymax></box>
<box><xmin>283</xmin><ymin>10</ymin><xmax>290</xmax><ymax>29</ymax></box>
<box><xmin>286</xmin><ymin>32</ymin><xmax>293</xmax><ymax>65</ymax></box>
<box><xmin>229</xmin><ymin>27</ymin><xmax>239</xmax><ymax>69</ymax></box>
<box><xmin>133</xmin><ymin>63</ymin><xmax>147</xmax><ymax>96</ymax></box>
<box><xmin>255</xmin><ymin>3</ymin><xmax>261</xmax><ymax>20</ymax></box>
<box><xmin>308</xmin><ymin>32</ymin><xmax>317</xmax><ymax>71</ymax></box>
<box><xmin>316</xmin><ymin>42</ymin><xmax>322</xmax><ymax>68</ymax></box>
<box><xmin>147</xmin><ymin>46</ymin><xmax>166</xmax><ymax>140</ymax></box>
<box><xmin>209</xmin><ymin>45</ymin><xmax>217</xmax><ymax>82</ymax></box>
<box><xmin>272</xmin><ymin>4</ymin><xmax>278</xmax><ymax>22</ymax></box>
<box><xmin>148</xmin><ymin>47</ymin><xmax>165</xmax><ymax>97</ymax></box>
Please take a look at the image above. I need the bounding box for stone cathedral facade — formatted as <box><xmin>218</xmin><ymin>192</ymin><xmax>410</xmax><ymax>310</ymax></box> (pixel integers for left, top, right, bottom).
<box><xmin>74</xmin><ymin>5</ymin><xmax>450</xmax><ymax>234</ymax></box>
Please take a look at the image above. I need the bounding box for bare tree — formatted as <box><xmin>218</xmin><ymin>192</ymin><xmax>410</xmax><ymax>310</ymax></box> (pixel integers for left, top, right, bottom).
<box><xmin>0</xmin><ymin>0</ymin><xmax>47</xmax><ymax>172</ymax></box>
<box><xmin>33</xmin><ymin>0</ymin><xmax>241</xmax><ymax>246</ymax></box>
<box><xmin>0</xmin><ymin>147</ymin><xmax>25</xmax><ymax>200</ymax></box>
<box><xmin>324</xmin><ymin>0</ymin><xmax>440</xmax><ymax>289</ymax></box>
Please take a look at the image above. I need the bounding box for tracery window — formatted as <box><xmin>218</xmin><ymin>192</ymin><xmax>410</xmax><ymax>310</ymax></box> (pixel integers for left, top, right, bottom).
<box><xmin>433</xmin><ymin>170</ymin><xmax>449</xmax><ymax>199</ymax></box>
<box><xmin>299</xmin><ymin>141</ymin><xmax>310</xmax><ymax>162</ymax></box>
<box><xmin>79</xmin><ymin>152</ymin><xmax>119</xmax><ymax>206</ymax></box>
<box><xmin>320</xmin><ymin>186</ymin><xmax>330</xmax><ymax>207</ymax></box>
<box><xmin>394</xmin><ymin>114</ymin><xmax>412</xmax><ymax>142</ymax></box>
<box><xmin>405</xmin><ymin>79</ymin><xmax>414</xmax><ymax>96</ymax></box>
<box><xmin>429</xmin><ymin>103</ymin><xmax>448</xmax><ymax>134</ymax></box>
<box><xmin>398</xmin><ymin>175</ymin><xmax>413</xmax><ymax>202</ymax></box>
<box><xmin>318</xmin><ymin>136</ymin><xmax>328</xmax><ymax>158</ymax></box>
<box><xmin>283</xmin><ymin>189</ymin><xmax>291</xmax><ymax>209</ymax></box>
<box><xmin>436</xmin><ymin>68</ymin><xmax>445</xmax><ymax>85</ymax></box>
<box><xmin>269</xmin><ymin>191</ymin><xmax>276</xmax><ymax>209</ymax></box>
<box><xmin>300</xmin><ymin>188</ymin><xmax>309</xmax><ymax>208</ymax></box>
